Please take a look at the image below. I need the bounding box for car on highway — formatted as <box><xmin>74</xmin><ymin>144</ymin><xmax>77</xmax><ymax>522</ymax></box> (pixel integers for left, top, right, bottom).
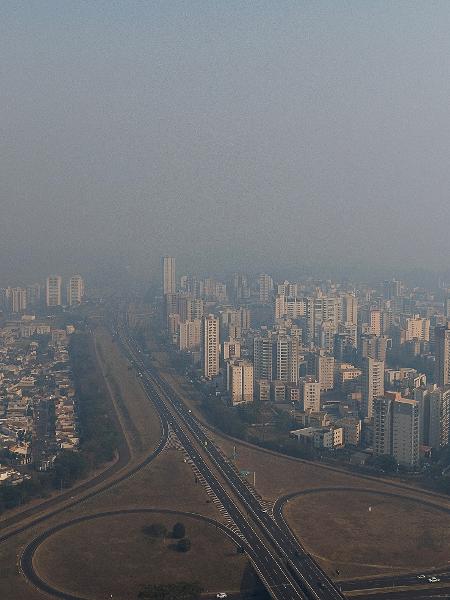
<box><xmin>216</xmin><ymin>594</ymin><xmax>227</xmax><ymax>599</ymax></box>
<box><xmin>428</xmin><ymin>576</ymin><xmax>440</xmax><ymax>583</ymax></box>
<box><xmin>416</xmin><ymin>574</ymin><xmax>426</xmax><ymax>579</ymax></box>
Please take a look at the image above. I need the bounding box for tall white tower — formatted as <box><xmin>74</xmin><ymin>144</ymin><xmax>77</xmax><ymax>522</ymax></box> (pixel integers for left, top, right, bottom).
<box><xmin>362</xmin><ymin>356</ymin><xmax>385</xmax><ymax>418</ymax></box>
<box><xmin>46</xmin><ymin>276</ymin><xmax>62</xmax><ymax>307</ymax></box>
<box><xmin>202</xmin><ymin>315</ymin><xmax>219</xmax><ymax>379</ymax></box>
<box><xmin>162</xmin><ymin>256</ymin><xmax>176</xmax><ymax>295</ymax></box>
<box><xmin>67</xmin><ymin>275</ymin><xmax>85</xmax><ymax>306</ymax></box>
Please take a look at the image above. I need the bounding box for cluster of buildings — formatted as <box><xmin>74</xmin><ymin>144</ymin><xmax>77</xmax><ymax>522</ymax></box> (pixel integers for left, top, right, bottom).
<box><xmin>0</xmin><ymin>275</ymin><xmax>85</xmax><ymax>314</ymax></box>
<box><xmin>0</xmin><ymin>275</ymin><xmax>83</xmax><ymax>486</ymax></box>
<box><xmin>160</xmin><ymin>256</ymin><xmax>450</xmax><ymax>469</ymax></box>
<box><xmin>0</xmin><ymin>320</ymin><xmax>79</xmax><ymax>482</ymax></box>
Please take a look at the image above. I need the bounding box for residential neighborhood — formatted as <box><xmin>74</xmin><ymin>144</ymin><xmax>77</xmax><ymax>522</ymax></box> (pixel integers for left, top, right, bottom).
<box><xmin>0</xmin><ymin>316</ymin><xmax>79</xmax><ymax>487</ymax></box>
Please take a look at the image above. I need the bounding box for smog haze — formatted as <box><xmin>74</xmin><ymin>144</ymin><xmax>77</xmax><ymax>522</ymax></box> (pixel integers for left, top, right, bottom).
<box><xmin>2</xmin><ymin>2</ymin><xmax>450</xmax><ymax>284</ymax></box>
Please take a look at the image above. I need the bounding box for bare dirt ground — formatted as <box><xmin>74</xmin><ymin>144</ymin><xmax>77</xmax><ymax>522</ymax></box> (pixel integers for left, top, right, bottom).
<box><xmin>33</xmin><ymin>512</ymin><xmax>249</xmax><ymax>599</ymax></box>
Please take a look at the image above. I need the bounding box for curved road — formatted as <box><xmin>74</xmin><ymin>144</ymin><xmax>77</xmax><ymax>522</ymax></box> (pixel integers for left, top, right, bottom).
<box><xmin>117</xmin><ymin>321</ymin><xmax>346</xmax><ymax>600</ymax></box>
<box><xmin>123</xmin><ymin>322</ymin><xmax>450</xmax><ymax>600</ymax></box>
<box><xmin>273</xmin><ymin>485</ymin><xmax>450</xmax><ymax>597</ymax></box>
<box><xmin>0</xmin><ymin>328</ymin><xmax>169</xmax><ymax>545</ymax></box>
<box><xmin>21</xmin><ymin>508</ymin><xmax>247</xmax><ymax>600</ymax></box>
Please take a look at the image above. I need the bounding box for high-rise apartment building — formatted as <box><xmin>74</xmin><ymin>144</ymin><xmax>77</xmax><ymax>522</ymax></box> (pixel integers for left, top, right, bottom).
<box><xmin>258</xmin><ymin>274</ymin><xmax>273</xmax><ymax>304</ymax></box>
<box><xmin>313</xmin><ymin>350</ymin><xmax>335</xmax><ymax>391</ymax></box>
<box><xmin>176</xmin><ymin>295</ymin><xmax>202</xmax><ymax>322</ymax></box>
<box><xmin>403</xmin><ymin>315</ymin><xmax>430</xmax><ymax>342</ymax></box>
<box><xmin>232</xmin><ymin>274</ymin><xmax>250</xmax><ymax>302</ymax></box>
<box><xmin>414</xmin><ymin>384</ymin><xmax>450</xmax><ymax>449</ymax></box>
<box><xmin>275</xmin><ymin>335</ymin><xmax>300</xmax><ymax>384</ymax></box>
<box><xmin>220</xmin><ymin>308</ymin><xmax>250</xmax><ymax>334</ymax></box>
<box><xmin>164</xmin><ymin>293</ymin><xmax>179</xmax><ymax>325</ymax></box>
<box><xmin>373</xmin><ymin>396</ymin><xmax>392</xmax><ymax>456</ymax></box>
<box><xmin>434</xmin><ymin>323</ymin><xmax>450</xmax><ymax>387</ymax></box>
<box><xmin>162</xmin><ymin>256</ymin><xmax>176</xmax><ymax>295</ymax></box>
<box><xmin>446</xmin><ymin>297</ymin><xmax>450</xmax><ymax>320</ymax></box>
<box><xmin>361</xmin><ymin>356</ymin><xmax>385</xmax><ymax>418</ymax></box>
<box><xmin>227</xmin><ymin>360</ymin><xmax>253</xmax><ymax>405</ymax></box>
<box><xmin>26</xmin><ymin>283</ymin><xmax>41</xmax><ymax>307</ymax></box>
<box><xmin>300</xmin><ymin>377</ymin><xmax>321</xmax><ymax>412</ymax></box>
<box><xmin>305</xmin><ymin>296</ymin><xmax>339</xmax><ymax>345</ymax></box>
<box><xmin>340</xmin><ymin>294</ymin><xmax>358</xmax><ymax>325</ymax></box>
<box><xmin>46</xmin><ymin>276</ymin><xmax>62</xmax><ymax>307</ymax></box>
<box><xmin>180</xmin><ymin>275</ymin><xmax>203</xmax><ymax>299</ymax></box>
<box><xmin>253</xmin><ymin>333</ymin><xmax>299</xmax><ymax>385</ymax></box>
<box><xmin>253</xmin><ymin>335</ymin><xmax>273</xmax><ymax>381</ymax></box>
<box><xmin>178</xmin><ymin>319</ymin><xmax>201</xmax><ymax>351</ymax></box>
<box><xmin>202</xmin><ymin>315</ymin><xmax>219</xmax><ymax>379</ymax></box>
<box><xmin>369</xmin><ymin>309</ymin><xmax>382</xmax><ymax>336</ymax></box>
<box><xmin>360</xmin><ymin>334</ymin><xmax>389</xmax><ymax>362</ymax></box>
<box><xmin>320</xmin><ymin>320</ymin><xmax>335</xmax><ymax>353</ymax></box>
<box><xmin>67</xmin><ymin>275</ymin><xmax>85</xmax><ymax>306</ymax></box>
<box><xmin>392</xmin><ymin>397</ymin><xmax>419</xmax><ymax>468</ymax></box>
<box><xmin>223</xmin><ymin>340</ymin><xmax>241</xmax><ymax>361</ymax></box>
<box><xmin>9</xmin><ymin>287</ymin><xmax>27</xmax><ymax>313</ymax></box>
<box><xmin>383</xmin><ymin>279</ymin><xmax>402</xmax><ymax>300</ymax></box>
<box><xmin>373</xmin><ymin>393</ymin><xmax>419</xmax><ymax>468</ymax></box>
<box><xmin>333</xmin><ymin>333</ymin><xmax>357</xmax><ymax>364</ymax></box>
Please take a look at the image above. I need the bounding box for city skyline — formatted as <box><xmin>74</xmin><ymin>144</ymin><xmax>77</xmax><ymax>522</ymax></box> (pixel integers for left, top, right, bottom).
<box><xmin>4</xmin><ymin>3</ymin><xmax>450</xmax><ymax>599</ymax></box>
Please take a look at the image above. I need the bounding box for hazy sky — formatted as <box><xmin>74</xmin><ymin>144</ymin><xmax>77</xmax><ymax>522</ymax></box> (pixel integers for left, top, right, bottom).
<box><xmin>2</xmin><ymin>1</ymin><xmax>450</xmax><ymax>284</ymax></box>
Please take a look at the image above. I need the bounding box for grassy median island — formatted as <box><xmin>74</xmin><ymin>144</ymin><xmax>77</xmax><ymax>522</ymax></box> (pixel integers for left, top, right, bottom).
<box><xmin>94</xmin><ymin>326</ymin><xmax>162</xmax><ymax>457</ymax></box>
<box><xmin>284</xmin><ymin>489</ymin><xmax>450</xmax><ymax>579</ymax></box>
<box><xmin>32</xmin><ymin>512</ymin><xmax>255</xmax><ymax>599</ymax></box>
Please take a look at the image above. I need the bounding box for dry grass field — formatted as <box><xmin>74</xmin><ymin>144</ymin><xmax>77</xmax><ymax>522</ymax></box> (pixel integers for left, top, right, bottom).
<box><xmin>284</xmin><ymin>488</ymin><xmax>450</xmax><ymax>578</ymax></box>
<box><xmin>33</xmin><ymin>512</ymin><xmax>250</xmax><ymax>600</ymax></box>
<box><xmin>0</xmin><ymin>413</ymin><xmax>233</xmax><ymax>599</ymax></box>
<box><xmin>77</xmin><ymin>445</ymin><xmax>227</xmax><ymax>521</ymax></box>
<box><xmin>94</xmin><ymin>326</ymin><xmax>162</xmax><ymax>457</ymax></box>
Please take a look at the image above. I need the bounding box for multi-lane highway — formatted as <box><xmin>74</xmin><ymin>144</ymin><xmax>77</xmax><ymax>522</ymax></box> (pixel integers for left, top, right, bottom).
<box><xmin>116</xmin><ymin>318</ymin><xmax>346</xmax><ymax>600</ymax></box>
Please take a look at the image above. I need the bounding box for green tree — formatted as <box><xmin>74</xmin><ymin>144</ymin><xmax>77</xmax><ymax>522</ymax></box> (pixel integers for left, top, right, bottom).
<box><xmin>176</xmin><ymin>537</ymin><xmax>191</xmax><ymax>552</ymax></box>
<box><xmin>371</xmin><ymin>454</ymin><xmax>397</xmax><ymax>473</ymax></box>
<box><xmin>53</xmin><ymin>450</ymin><xmax>88</xmax><ymax>488</ymax></box>
<box><xmin>142</xmin><ymin>523</ymin><xmax>168</xmax><ymax>538</ymax></box>
<box><xmin>172</xmin><ymin>522</ymin><xmax>186</xmax><ymax>539</ymax></box>
<box><xmin>274</xmin><ymin>410</ymin><xmax>292</xmax><ymax>433</ymax></box>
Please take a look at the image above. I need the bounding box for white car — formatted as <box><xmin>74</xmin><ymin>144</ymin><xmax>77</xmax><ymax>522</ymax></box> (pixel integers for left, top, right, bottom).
<box><xmin>416</xmin><ymin>574</ymin><xmax>426</xmax><ymax>579</ymax></box>
<box><xmin>216</xmin><ymin>594</ymin><xmax>227</xmax><ymax>599</ymax></box>
<box><xmin>428</xmin><ymin>576</ymin><xmax>440</xmax><ymax>583</ymax></box>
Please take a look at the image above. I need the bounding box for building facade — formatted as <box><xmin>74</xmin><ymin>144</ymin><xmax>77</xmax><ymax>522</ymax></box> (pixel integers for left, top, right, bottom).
<box><xmin>46</xmin><ymin>276</ymin><xmax>62</xmax><ymax>307</ymax></box>
<box><xmin>202</xmin><ymin>315</ymin><xmax>219</xmax><ymax>379</ymax></box>
<box><xmin>162</xmin><ymin>256</ymin><xmax>176</xmax><ymax>295</ymax></box>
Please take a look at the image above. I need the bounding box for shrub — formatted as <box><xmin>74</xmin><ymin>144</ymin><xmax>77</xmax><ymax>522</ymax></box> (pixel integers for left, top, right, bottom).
<box><xmin>176</xmin><ymin>537</ymin><xmax>191</xmax><ymax>552</ymax></box>
<box><xmin>142</xmin><ymin>523</ymin><xmax>168</xmax><ymax>538</ymax></box>
<box><xmin>172</xmin><ymin>522</ymin><xmax>185</xmax><ymax>539</ymax></box>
